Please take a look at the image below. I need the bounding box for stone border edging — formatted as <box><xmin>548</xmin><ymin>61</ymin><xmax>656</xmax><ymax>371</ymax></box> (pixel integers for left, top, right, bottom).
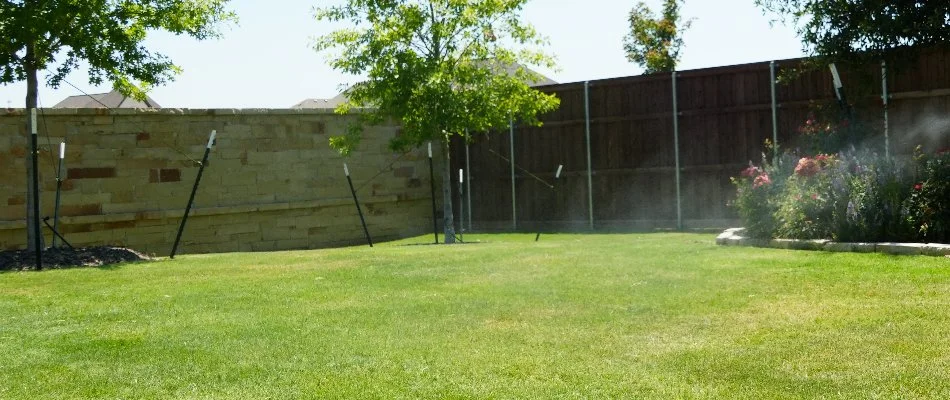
<box><xmin>716</xmin><ymin>228</ymin><xmax>950</xmax><ymax>257</ymax></box>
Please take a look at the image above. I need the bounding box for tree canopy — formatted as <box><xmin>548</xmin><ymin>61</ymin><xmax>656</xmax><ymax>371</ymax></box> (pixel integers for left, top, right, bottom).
<box><xmin>756</xmin><ymin>0</ymin><xmax>950</xmax><ymax>61</ymax></box>
<box><xmin>622</xmin><ymin>0</ymin><xmax>692</xmax><ymax>74</ymax></box>
<box><xmin>315</xmin><ymin>0</ymin><xmax>559</xmax><ymax>243</ymax></box>
<box><xmin>0</xmin><ymin>0</ymin><xmax>235</xmax><ymax>104</ymax></box>
<box><xmin>314</xmin><ymin>0</ymin><xmax>559</xmax><ymax>154</ymax></box>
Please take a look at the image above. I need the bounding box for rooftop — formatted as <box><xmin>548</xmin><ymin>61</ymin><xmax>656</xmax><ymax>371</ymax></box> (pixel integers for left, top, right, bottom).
<box><xmin>54</xmin><ymin>90</ymin><xmax>161</xmax><ymax>109</ymax></box>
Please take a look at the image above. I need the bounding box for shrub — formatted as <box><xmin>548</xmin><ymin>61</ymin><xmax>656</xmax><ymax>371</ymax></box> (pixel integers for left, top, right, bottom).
<box><xmin>773</xmin><ymin>154</ymin><xmax>838</xmax><ymax>240</ymax></box>
<box><xmin>830</xmin><ymin>150</ymin><xmax>914</xmax><ymax>242</ymax></box>
<box><xmin>794</xmin><ymin>108</ymin><xmax>884</xmax><ymax>156</ymax></box>
<box><xmin>730</xmin><ymin>150</ymin><xmax>796</xmax><ymax>239</ymax></box>
<box><xmin>904</xmin><ymin>147</ymin><xmax>950</xmax><ymax>243</ymax></box>
<box><xmin>730</xmin><ymin>146</ymin><xmax>937</xmax><ymax>243</ymax></box>
<box><xmin>794</xmin><ymin>111</ymin><xmax>862</xmax><ymax>155</ymax></box>
<box><xmin>731</xmin><ymin>163</ymin><xmax>776</xmax><ymax>239</ymax></box>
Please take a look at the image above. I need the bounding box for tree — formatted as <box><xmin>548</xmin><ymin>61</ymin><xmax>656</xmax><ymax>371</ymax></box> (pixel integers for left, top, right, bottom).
<box><xmin>0</xmin><ymin>1</ymin><xmax>235</xmax><ymax>252</ymax></box>
<box><xmin>315</xmin><ymin>0</ymin><xmax>560</xmax><ymax>244</ymax></box>
<box><xmin>623</xmin><ymin>0</ymin><xmax>692</xmax><ymax>74</ymax></box>
<box><xmin>756</xmin><ymin>0</ymin><xmax>950</xmax><ymax>61</ymax></box>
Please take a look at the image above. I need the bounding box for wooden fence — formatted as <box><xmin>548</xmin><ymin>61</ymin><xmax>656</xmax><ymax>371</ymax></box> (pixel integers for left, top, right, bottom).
<box><xmin>450</xmin><ymin>47</ymin><xmax>950</xmax><ymax>232</ymax></box>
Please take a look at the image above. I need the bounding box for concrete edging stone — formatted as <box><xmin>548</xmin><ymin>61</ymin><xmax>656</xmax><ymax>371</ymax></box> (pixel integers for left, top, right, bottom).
<box><xmin>716</xmin><ymin>228</ymin><xmax>950</xmax><ymax>257</ymax></box>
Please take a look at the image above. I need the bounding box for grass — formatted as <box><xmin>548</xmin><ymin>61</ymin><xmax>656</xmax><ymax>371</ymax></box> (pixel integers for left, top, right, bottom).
<box><xmin>1</xmin><ymin>233</ymin><xmax>949</xmax><ymax>399</ymax></box>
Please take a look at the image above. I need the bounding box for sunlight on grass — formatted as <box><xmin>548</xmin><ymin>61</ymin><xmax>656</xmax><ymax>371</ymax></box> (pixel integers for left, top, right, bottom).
<box><xmin>1</xmin><ymin>233</ymin><xmax>948</xmax><ymax>399</ymax></box>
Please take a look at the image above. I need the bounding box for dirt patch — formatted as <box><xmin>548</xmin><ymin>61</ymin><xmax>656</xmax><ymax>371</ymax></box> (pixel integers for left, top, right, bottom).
<box><xmin>0</xmin><ymin>247</ymin><xmax>151</xmax><ymax>271</ymax></box>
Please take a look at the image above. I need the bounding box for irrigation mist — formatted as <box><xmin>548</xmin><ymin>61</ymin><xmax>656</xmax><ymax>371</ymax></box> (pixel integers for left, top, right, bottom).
<box><xmin>894</xmin><ymin>109</ymin><xmax>950</xmax><ymax>152</ymax></box>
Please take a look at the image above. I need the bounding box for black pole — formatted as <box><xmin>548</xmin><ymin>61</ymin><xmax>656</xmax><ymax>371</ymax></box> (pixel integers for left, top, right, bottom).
<box><xmin>428</xmin><ymin>142</ymin><xmax>439</xmax><ymax>244</ymax></box>
<box><xmin>29</xmin><ymin>109</ymin><xmax>41</xmax><ymax>270</ymax></box>
<box><xmin>52</xmin><ymin>141</ymin><xmax>65</xmax><ymax>248</ymax></box>
<box><xmin>345</xmin><ymin>163</ymin><xmax>373</xmax><ymax>247</ymax></box>
<box><xmin>170</xmin><ymin>130</ymin><xmax>216</xmax><ymax>259</ymax></box>
<box><xmin>536</xmin><ymin>165</ymin><xmax>563</xmax><ymax>242</ymax></box>
<box><xmin>43</xmin><ymin>217</ymin><xmax>74</xmax><ymax>249</ymax></box>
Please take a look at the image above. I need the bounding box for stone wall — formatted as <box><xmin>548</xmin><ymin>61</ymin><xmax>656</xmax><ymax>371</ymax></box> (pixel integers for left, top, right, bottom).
<box><xmin>0</xmin><ymin>109</ymin><xmax>435</xmax><ymax>255</ymax></box>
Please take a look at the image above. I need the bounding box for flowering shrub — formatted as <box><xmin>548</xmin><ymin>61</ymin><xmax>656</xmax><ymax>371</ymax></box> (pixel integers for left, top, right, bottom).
<box><xmin>793</xmin><ymin>154</ymin><xmax>835</xmax><ymax>177</ymax></box>
<box><xmin>730</xmin><ymin>151</ymin><xmax>796</xmax><ymax>239</ymax></box>
<box><xmin>796</xmin><ymin>113</ymin><xmax>851</xmax><ymax>154</ymax></box>
<box><xmin>732</xmin><ymin>163</ymin><xmax>776</xmax><ymax>239</ymax></box>
<box><xmin>903</xmin><ymin>147</ymin><xmax>950</xmax><ymax>243</ymax></box>
<box><xmin>730</xmin><ymin>146</ymin><xmax>945</xmax><ymax>243</ymax></box>
<box><xmin>774</xmin><ymin>154</ymin><xmax>839</xmax><ymax>240</ymax></box>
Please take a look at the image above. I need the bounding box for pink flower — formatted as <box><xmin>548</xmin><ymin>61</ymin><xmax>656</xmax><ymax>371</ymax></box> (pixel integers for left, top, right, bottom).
<box><xmin>914</xmin><ymin>183</ymin><xmax>923</xmax><ymax>191</ymax></box>
<box><xmin>795</xmin><ymin>157</ymin><xmax>820</xmax><ymax>177</ymax></box>
<box><xmin>741</xmin><ymin>165</ymin><xmax>759</xmax><ymax>178</ymax></box>
<box><xmin>811</xmin><ymin>193</ymin><xmax>818</xmax><ymax>200</ymax></box>
<box><xmin>753</xmin><ymin>173</ymin><xmax>772</xmax><ymax>188</ymax></box>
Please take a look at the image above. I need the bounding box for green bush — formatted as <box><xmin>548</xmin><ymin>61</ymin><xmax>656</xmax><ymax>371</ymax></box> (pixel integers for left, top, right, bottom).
<box><xmin>731</xmin><ymin>163</ymin><xmax>777</xmax><ymax>239</ymax></box>
<box><xmin>730</xmin><ymin>150</ymin><xmax>796</xmax><ymax>239</ymax></box>
<box><xmin>830</xmin><ymin>150</ymin><xmax>914</xmax><ymax>242</ymax></box>
<box><xmin>904</xmin><ymin>148</ymin><xmax>950</xmax><ymax>243</ymax></box>
<box><xmin>773</xmin><ymin>155</ymin><xmax>838</xmax><ymax>240</ymax></box>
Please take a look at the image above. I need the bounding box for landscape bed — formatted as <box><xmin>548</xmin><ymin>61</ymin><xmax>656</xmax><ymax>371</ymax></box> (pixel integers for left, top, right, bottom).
<box><xmin>1</xmin><ymin>233</ymin><xmax>948</xmax><ymax>399</ymax></box>
<box><xmin>0</xmin><ymin>247</ymin><xmax>150</xmax><ymax>271</ymax></box>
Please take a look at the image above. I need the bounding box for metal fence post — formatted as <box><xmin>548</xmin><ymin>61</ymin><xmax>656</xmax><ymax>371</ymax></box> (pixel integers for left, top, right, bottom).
<box><xmin>672</xmin><ymin>71</ymin><xmax>683</xmax><ymax>231</ymax></box>
<box><xmin>427</xmin><ymin>142</ymin><xmax>438</xmax><ymax>244</ymax></box>
<box><xmin>458</xmin><ymin>168</ymin><xmax>464</xmax><ymax>242</ymax></box>
<box><xmin>770</xmin><ymin>61</ymin><xmax>779</xmax><ymax>157</ymax></box>
<box><xmin>510</xmin><ymin>117</ymin><xmax>517</xmax><ymax>231</ymax></box>
<box><xmin>882</xmin><ymin>60</ymin><xmax>890</xmax><ymax>159</ymax></box>
<box><xmin>584</xmin><ymin>81</ymin><xmax>594</xmax><ymax>231</ymax></box>
<box><xmin>465</xmin><ymin>138</ymin><xmax>472</xmax><ymax>232</ymax></box>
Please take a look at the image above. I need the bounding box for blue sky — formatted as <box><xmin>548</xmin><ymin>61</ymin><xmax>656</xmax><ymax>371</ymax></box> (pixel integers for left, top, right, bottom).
<box><xmin>0</xmin><ymin>0</ymin><xmax>805</xmax><ymax>109</ymax></box>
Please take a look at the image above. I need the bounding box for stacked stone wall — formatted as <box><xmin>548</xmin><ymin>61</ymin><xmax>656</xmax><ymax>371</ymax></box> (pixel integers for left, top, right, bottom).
<box><xmin>0</xmin><ymin>109</ymin><xmax>433</xmax><ymax>255</ymax></box>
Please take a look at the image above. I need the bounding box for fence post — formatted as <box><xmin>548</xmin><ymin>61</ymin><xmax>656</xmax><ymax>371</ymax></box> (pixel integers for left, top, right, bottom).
<box><xmin>427</xmin><ymin>142</ymin><xmax>438</xmax><ymax>244</ymax></box>
<box><xmin>458</xmin><ymin>168</ymin><xmax>464</xmax><ymax>242</ymax></box>
<box><xmin>584</xmin><ymin>81</ymin><xmax>594</xmax><ymax>231</ymax></box>
<box><xmin>770</xmin><ymin>61</ymin><xmax>779</xmax><ymax>158</ymax></box>
<box><xmin>465</xmin><ymin>138</ymin><xmax>472</xmax><ymax>232</ymax></box>
<box><xmin>672</xmin><ymin>71</ymin><xmax>683</xmax><ymax>231</ymax></box>
<box><xmin>881</xmin><ymin>60</ymin><xmax>890</xmax><ymax>159</ymax></box>
<box><xmin>510</xmin><ymin>117</ymin><xmax>517</xmax><ymax>231</ymax></box>
<box><xmin>29</xmin><ymin>109</ymin><xmax>41</xmax><ymax>270</ymax></box>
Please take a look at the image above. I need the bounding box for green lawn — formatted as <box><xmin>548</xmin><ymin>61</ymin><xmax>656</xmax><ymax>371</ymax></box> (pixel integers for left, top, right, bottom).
<box><xmin>1</xmin><ymin>233</ymin><xmax>948</xmax><ymax>399</ymax></box>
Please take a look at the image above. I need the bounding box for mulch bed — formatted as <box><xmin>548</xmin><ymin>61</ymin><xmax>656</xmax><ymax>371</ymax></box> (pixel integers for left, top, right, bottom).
<box><xmin>0</xmin><ymin>247</ymin><xmax>151</xmax><ymax>271</ymax></box>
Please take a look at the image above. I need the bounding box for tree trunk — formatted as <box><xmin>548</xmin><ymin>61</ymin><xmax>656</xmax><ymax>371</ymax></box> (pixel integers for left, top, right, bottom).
<box><xmin>441</xmin><ymin>139</ymin><xmax>456</xmax><ymax>244</ymax></box>
<box><xmin>24</xmin><ymin>43</ymin><xmax>43</xmax><ymax>252</ymax></box>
